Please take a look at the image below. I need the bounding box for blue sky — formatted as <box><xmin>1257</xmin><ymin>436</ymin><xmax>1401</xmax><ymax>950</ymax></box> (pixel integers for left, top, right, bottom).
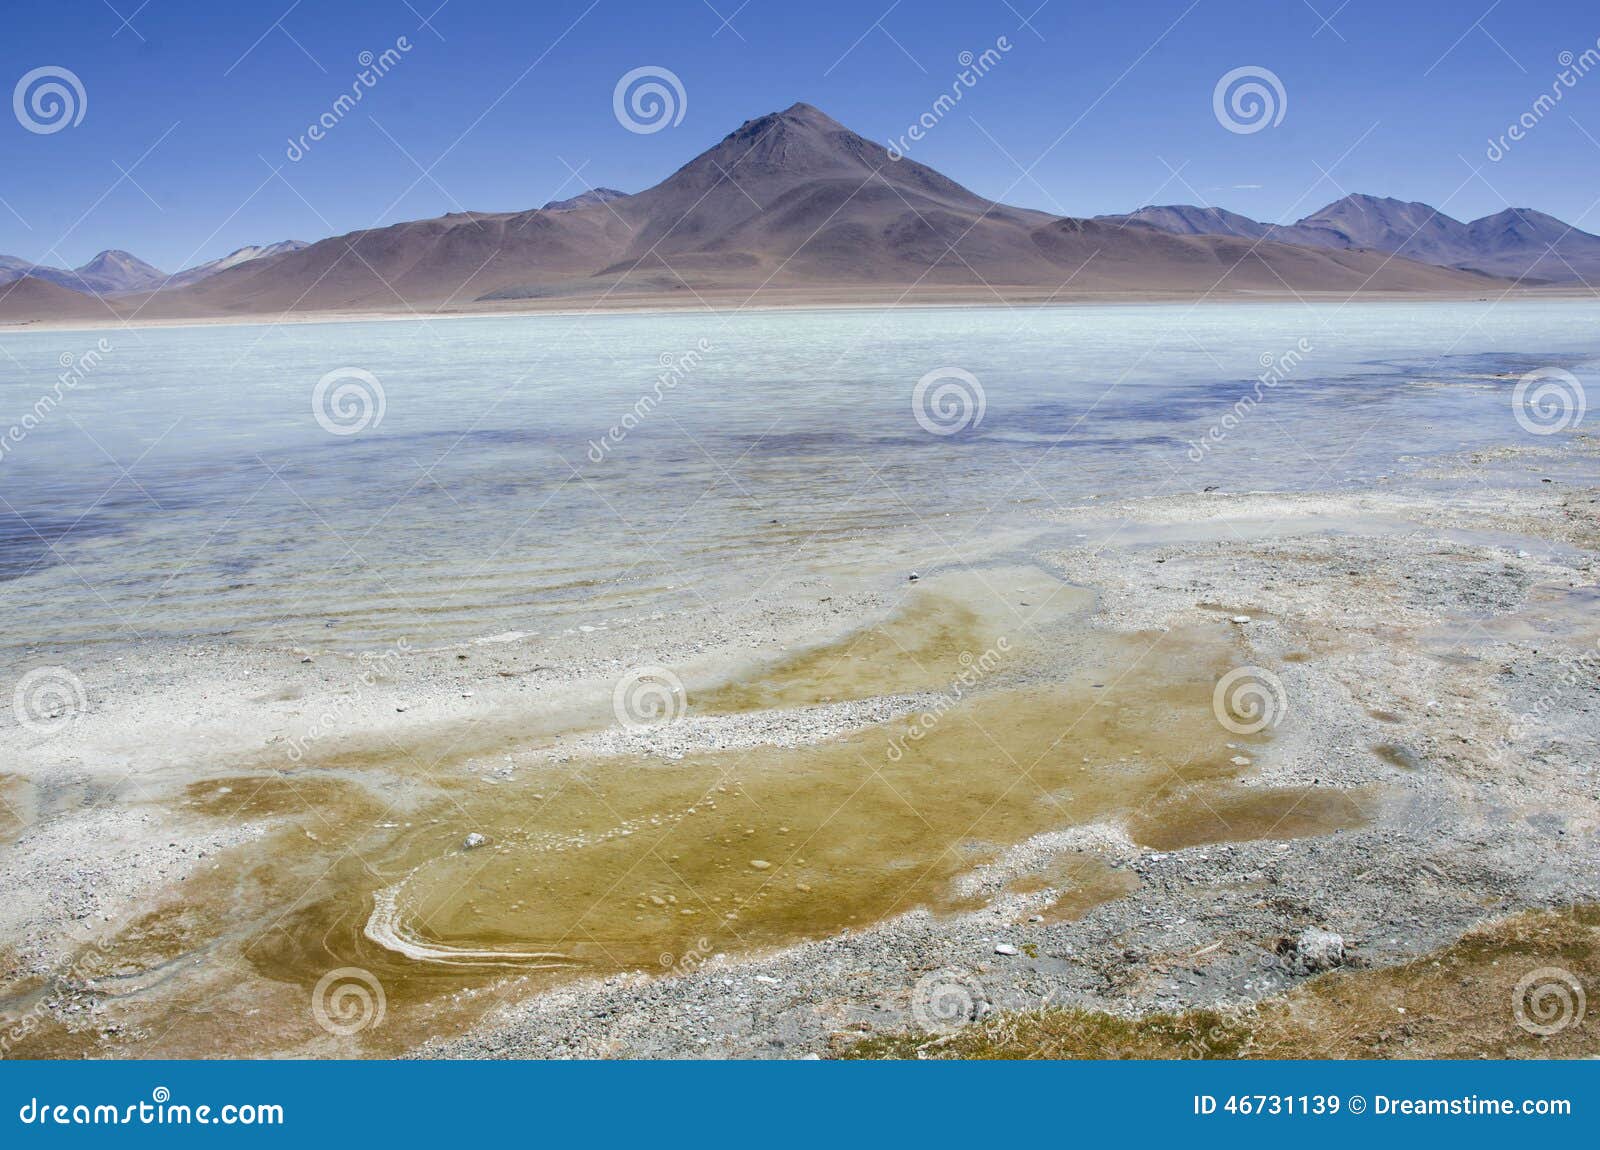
<box><xmin>3</xmin><ymin>0</ymin><xmax>1599</xmax><ymax>271</ymax></box>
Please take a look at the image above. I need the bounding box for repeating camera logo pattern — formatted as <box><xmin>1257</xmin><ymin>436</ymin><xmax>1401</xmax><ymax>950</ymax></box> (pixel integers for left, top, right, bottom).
<box><xmin>1512</xmin><ymin>368</ymin><xmax>1586</xmax><ymax>435</ymax></box>
<box><xmin>311</xmin><ymin>967</ymin><xmax>387</xmax><ymax>1036</ymax></box>
<box><xmin>313</xmin><ymin>368</ymin><xmax>386</xmax><ymax>436</ymax></box>
<box><xmin>613</xmin><ymin>66</ymin><xmax>687</xmax><ymax>134</ymax></box>
<box><xmin>13</xmin><ymin>66</ymin><xmax>86</xmax><ymax>134</ymax></box>
<box><xmin>13</xmin><ymin>666</ymin><xmax>87</xmax><ymax>735</ymax></box>
<box><xmin>1213</xmin><ymin>66</ymin><xmax>1287</xmax><ymax>134</ymax></box>
<box><xmin>910</xmin><ymin>967</ymin><xmax>988</xmax><ymax>1033</ymax></box>
<box><xmin>612</xmin><ymin>665</ymin><xmax>688</xmax><ymax>730</ymax></box>
<box><xmin>1212</xmin><ymin>666</ymin><xmax>1288</xmax><ymax>735</ymax></box>
<box><xmin>912</xmin><ymin>367</ymin><xmax>986</xmax><ymax>436</ymax></box>
<box><xmin>1513</xmin><ymin>966</ymin><xmax>1586</xmax><ymax>1036</ymax></box>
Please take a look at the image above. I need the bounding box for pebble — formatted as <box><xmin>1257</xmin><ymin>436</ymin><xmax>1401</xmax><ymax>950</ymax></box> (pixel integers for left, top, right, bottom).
<box><xmin>463</xmin><ymin>833</ymin><xmax>488</xmax><ymax>850</ymax></box>
<box><xmin>994</xmin><ymin>943</ymin><xmax>1019</xmax><ymax>956</ymax></box>
<box><xmin>749</xmin><ymin>859</ymin><xmax>771</xmax><ymax>870</ymax></box>
<box><xmin>1230</xmin><ymin>615</ymin><xmax>1251</xmax><ymax>624</ymax></box>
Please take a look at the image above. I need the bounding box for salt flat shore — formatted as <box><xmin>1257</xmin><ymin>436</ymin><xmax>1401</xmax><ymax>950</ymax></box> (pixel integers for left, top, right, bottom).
<box><xmin>3</xmin><ymin>435</ymin><xmax>1597</xmax><ymax>1058</ymax></box>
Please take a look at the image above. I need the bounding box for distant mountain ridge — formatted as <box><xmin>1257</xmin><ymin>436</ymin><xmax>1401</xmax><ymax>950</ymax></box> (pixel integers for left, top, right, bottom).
<box><xmin>162</xmin><ymin>241</ymin><xmax>310</xmax><ymax>288</ymax></box>
<box><xmin>0</xmin><ymin>104</ymin><xmax>1551</xmax><ymax>322</ymax></box>
<box><xmin>0</xmin><ymin>249</ymin><xmax>167</xmax><ymax>294</ymax></box>
<box><xmin>1099</xmin><ymin>194</ymin><xmax>1600</xmax><ymax>283</ymax></box>
<box><xmin>0</xmin><ymin>241</ymin><xmax>309</xmax><ymax>296</ymax></box>
<box><xmin>541</xmin><ymin>188</ymin><xmax>629</xmax><ymax>212</ymax></box>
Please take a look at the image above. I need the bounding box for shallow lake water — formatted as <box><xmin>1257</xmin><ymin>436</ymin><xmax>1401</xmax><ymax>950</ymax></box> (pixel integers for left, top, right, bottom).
<box><xmin>1</xmin><ymin>300</ymin><xmax>1595</xmax><ymax>657</ymax></box>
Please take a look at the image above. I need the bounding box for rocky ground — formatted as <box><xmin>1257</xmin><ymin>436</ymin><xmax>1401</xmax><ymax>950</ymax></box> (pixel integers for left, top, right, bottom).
<box><xmin>4</xmin><ymin>436</ymin><xmax>1598</xmax><ymax>1059</ymax></box>
<box><xmin>411</xmin><ymin>436</ymin><xmax>1600</xmax><ymax>1058</ymax></box>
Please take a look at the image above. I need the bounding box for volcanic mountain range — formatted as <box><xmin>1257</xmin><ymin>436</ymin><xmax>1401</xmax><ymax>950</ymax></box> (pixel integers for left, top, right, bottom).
<box><xmin>2</xmin><ymin>102</ymin><xmax>1592</xmax><ymax>323</ymax></box>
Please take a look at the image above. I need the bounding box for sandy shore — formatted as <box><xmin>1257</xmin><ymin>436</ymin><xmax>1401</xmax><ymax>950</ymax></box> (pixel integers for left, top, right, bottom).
<box><xmin>2</xmin><ymin>281</ymin><xmax>1591</xmax><ymax>337</ymax></box>
<box><xmin>3</xmin><ymin>434</ymin><xmax>1597</xmax><ymax>1058</ymax></box>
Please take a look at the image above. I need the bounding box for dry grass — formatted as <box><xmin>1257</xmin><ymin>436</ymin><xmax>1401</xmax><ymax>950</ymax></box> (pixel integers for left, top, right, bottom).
<box><xmin>848</xmin><ymin>906</ymin><xmax>1600</xmax><ymax>1059</ymax></box>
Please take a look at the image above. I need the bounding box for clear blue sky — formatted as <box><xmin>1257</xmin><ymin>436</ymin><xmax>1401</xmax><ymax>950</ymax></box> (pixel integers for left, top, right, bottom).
<box><xmin>3</xmin><ymin>0</ymin><xmax>1598</xmax><ymax>271</ymax></box>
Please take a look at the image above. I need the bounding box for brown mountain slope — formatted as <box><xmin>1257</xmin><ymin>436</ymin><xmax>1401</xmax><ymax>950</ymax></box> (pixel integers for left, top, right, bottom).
<box><xmin>1102</xmin><ymin>194</ymin><xmax>1600</xmax><ymax>284</ymax></box>
<box><xmin>0</xmin><ymin>276</ymin><xmax>117</xmax><ymax>323</ymax></box>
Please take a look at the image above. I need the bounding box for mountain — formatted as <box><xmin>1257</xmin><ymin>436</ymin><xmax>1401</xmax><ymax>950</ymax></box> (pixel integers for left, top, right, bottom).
<box><xmin>0</xmin><ymin>242</ymin><xmax>303</xmax><ymax>297</ymax></box>
<box><xmin>1</xmin><ymin>104</ymin><xmax>1521</xmax><ymax>324</ymax></box>
<box><xmin>1104</xmin><ymin>194</ymin><xmax>1600</xmax><ymax>284</ymax></box>
<box><xmin>0</xmin><ymin>275</ymin><xmax>115</xmax><ymax>322</ymax></box>
<box><xmin>164</xmin><ymin>240</ymin><xmax>310</xmax><ymax>288</ymax></box>
<box><xmin>132</xmin><ymin>103</ymin><xmax>1493</xmax><ymax>317</ymax></box>
<box><xmin>1460</xmin><ymin>208</ymin><xmax>1600</xmax><ymax>281</ymax></box>
<box><xmin>1099</xmin><ymin>205</ymin><xmax>1272</xmax><ymax>241</ymax></box>
<box><xmin>0</xmin><ymin>249</ymin><xmax>167</xmax><ymax>294</ymax></box>
<box><xmin>541</xmin><ymin>188</ymin><xmax>629</xmax><ymax>212</ymax></box>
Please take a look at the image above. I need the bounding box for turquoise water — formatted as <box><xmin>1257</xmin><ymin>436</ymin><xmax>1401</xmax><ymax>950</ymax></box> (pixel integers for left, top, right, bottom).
<box><xmin>0</xmin><ymin>300</ymin><xmax>1594</xmax><ymax>654</ymax></box>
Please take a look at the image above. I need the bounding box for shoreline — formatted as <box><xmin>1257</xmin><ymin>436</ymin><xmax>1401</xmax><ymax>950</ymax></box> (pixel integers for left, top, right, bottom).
<box><xmin>2</xmin><ymin>283</ymin><xmax>1593</xmax><ymax>337</ymax></box>
<box><xmin>3</xmin><ymin>434</ymin><xmax>1596</xmax><ymax>1058</ymax></box>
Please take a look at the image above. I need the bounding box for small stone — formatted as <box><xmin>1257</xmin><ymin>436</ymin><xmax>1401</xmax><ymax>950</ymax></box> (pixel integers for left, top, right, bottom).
<box><xmin>908</xmin><ymin>572</ymin><xmax>920</xmax><ymax>582</ymax></box>
<box><xmin>462</xmin><ymin>832</ymin><xmax>488</xmax><ymax>850</ymax></box>
<box><xmin>1230</xmin><ymin>615</ymin><xmax>1251</xmax><ymax>624</ymax></box>
<box><xmin>1294</xmin><ymin>927</ymin><xmax>1345</xmax><ymax>973</ymax></box>
<box><xmin>994</xmin><ymin>943</ymin><xmax>1019</xmax><ymax>956</ymax></box>
<box><xmin>749</xmin><ymin>859</ymin><xmax>771</xmax><ymax>870</ymax></box>
<box><xmin>1028</xmin><ymin>914</ymin><xmax>1044</xmax><ymax>923</ymax></box>
<box><xmin>1230</xmin><ymin>755</ymin><xmax>1251</xmax><ymax>766</ymax></box>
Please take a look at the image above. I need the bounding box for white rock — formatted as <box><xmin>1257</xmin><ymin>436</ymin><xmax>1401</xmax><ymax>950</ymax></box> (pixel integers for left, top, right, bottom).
<box><xmin>1230</xmin><ymin>615</ymin><xmax>1251</xmax><ymax>624</ymax></box>
<box><xmin>994</xmin><ymin>943</ymin><xmax>1019</xmax><ymax>956</ymax></box>
<box><xmin>1295</xmin><ymin>927</ymin><xmax>1344</xmax><ymax>972</ymax></box>
<box><xmin>463</xmin><ymin>832</ymin><xmax>488</xmax><ymax>850</ymax></box>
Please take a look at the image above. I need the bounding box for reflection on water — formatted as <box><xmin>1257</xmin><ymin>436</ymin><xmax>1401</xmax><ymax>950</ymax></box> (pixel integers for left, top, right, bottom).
<box><xmin>1</xmin><ymin>302</ymin><xmax>1596</xmax><ymax>655</ymax></box>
